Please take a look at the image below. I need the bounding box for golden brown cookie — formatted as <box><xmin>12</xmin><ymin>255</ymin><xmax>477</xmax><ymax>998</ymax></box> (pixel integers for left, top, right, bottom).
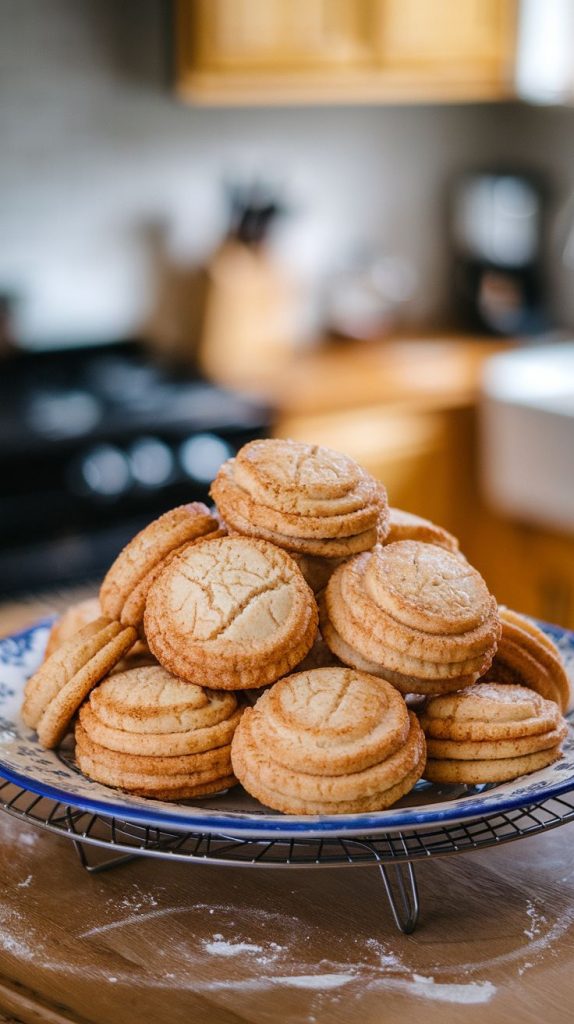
<box><xmin>44</xmin><ymin>598</ymin><xmax>101</xmax><ymax>660</ymax></box>
<box><xmin>75</xmin><ymin>728</ymin><xmax>236</xmax><ymax>800</ymax></box>
<box><xmin>483</xmin><ymin>607</ymin><xmax>571</xmax><ymax>713</ymax></box>
<box><xmin>74</xmin><ymin>664</ymin><xmax>243</xmax><ymax>798</ymax></box>
<box><xmin>231</xmin><ymin>668</ymin><xmax>426</xmax><ymax>814</ymax></box>
<box><xmin>384</xmin><ymin>508</ymin><xmax>460</xmax><ymax>553</ymax></box>
<box><xmin>22</xmin><ymin>618</ymin><xmax>137</xmax><ymax>749</ymax></box>
<box><xmin>100</xmin><ymin>503</ymin><xmax>223</xmax><ymax>631</ymax></box>
<box><xmin>144</xmin><ymin>537</ymin><xmax>318</xmax><ymax>689</ymax></box>
<box><xmin>420</xmin><ymin>682</ymin><xmax>568</xmax><ymax>784</ymax></box>
<box><xmin>211</xmin><ymin>439</ymin><xmax>389</xmax><ymax>558</ymax></box>
<box><xmin>321</xmin><ymin>543</ymin><xmax>500</xmax><ymax>695</ymax></box>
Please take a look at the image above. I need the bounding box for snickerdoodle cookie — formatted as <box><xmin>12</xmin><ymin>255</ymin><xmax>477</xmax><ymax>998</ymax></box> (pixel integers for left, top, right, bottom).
<box><xmin>320</xmin><ymin>541</ymin><xmax>500</xmax><ymax>695</ymax></box>
<box><xmin>231</xmin><ymin>668</ymin><xmax>426</xmax><ymax>814</ymax></box>
<box><xmin>100</xmin><ymin>503</ymin><xmax>223</xmax><ymax>632</ymax></box>
<box><xmin>211</xmin><ymin>439</ymin><xmax>389</xmax><ymax>558</ymax></box>
<box><xmin>384</xmin><ymin>508</ymin><xmax>460</xmax><ymax>553</ymax></box>
<box><xmin>22</xmin><ymin>618</ymin><xmax>137</xmax><ymax>748</ymax></box>
<box><xmin>75</xmin><ymin>665</ymin><xmax>241</xmax><ymax>798</ymax></box>
<box><xmin>420</xmin><ymin>682</ymin><xmax>568</xmax><ymax>784</ymax></box>
<box><xmin>483</xmin><ymin>607</ymin><xmax>571</xmax><ymax>713</ymax></box>
<box><xmin>145</xmin><ymin>537</ymin><xmax>318</xmax><ymax>690</ymax></box>
<box><xmin>44</xmin><ymin>597</ymin><xmax>102</xmax><ymax>660</ymax></box>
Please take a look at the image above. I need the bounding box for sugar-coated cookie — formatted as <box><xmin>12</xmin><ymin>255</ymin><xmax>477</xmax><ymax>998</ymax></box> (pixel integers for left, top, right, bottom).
<box><xmin>211</xmin><ymin>439</ymin><xmax>389</xmax><ymax>557</ymax></box>
<box><xmin>23</xmin><ymin>618</ymin><xmax>137</xmax><ymax>748</ymax></box>
<box><xmin>100</xmin><ymin>503</ymin><xmax>223</xmax><ymax>632</ymax></box>
<box><xmin>321</xmin><ymin>542</ymin><xmax>500</xmax><ymax>695</ymax></box>
<box><xmin>44</xmin><ymin>597</ymin><xmax>101</xmax><ymax>660</ymax></box>
<box><xmin>420</xmin><ymin>682</ymin><xmax>568</xmax><ymax>784</ymax></box>
<box><xmin>483</xmin><ymin>607</ymin><xmax>571</xmax><ymax>713</ymax></box>
<box><xmin>231</xmin><ymin>668</ymin><xmax>426</xmax><ymax>814</ymax></box>
<box><xmin>145</xmin><ymin>537</ymin><xmax>318</xmax><ymax>689</ymax></box>
<box><xmin>384</xmin><ymin>508</ymin><xmax>459</xmax><ymax>553</ymax></box>
<box><xmin>75</xmin><ymin>664</ymin><xmax>242</xmax><ymax>798</ymax></box>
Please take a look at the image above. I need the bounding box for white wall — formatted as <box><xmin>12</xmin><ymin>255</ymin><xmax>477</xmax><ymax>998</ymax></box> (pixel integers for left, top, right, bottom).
<box><xmin>1</xmin><ymin>0</ymin><xmax>572</xmax><ymax>347</ymax></box>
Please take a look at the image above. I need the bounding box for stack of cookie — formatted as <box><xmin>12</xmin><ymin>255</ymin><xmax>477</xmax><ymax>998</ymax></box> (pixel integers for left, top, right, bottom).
<box><xmin>76</xmin><ymin>666</ymin><xmax>242</xmax><ymax>799</ymax></box>
<box><xmin>211</xmin><ymin>439</ymin><xmax>390</xmax><ymax>592</ymax></box>
<box><xmin>231</xmin><ymin>668</ymin><xmax>426</xmax><ymax>814</ymax></box>
<box><xmin>483</xmin><ymin>607</ymin><xmax>571</xmax><ymax>713</ymax></box>
<box><xmin>320</xmin><ymin>541</ymin><xmax>501</xmax><ymax>694</ymax></box>
<box><xmin>420</xmin><ymin>682</ymin><xmax>568</xmax><ymax>784</ymax></box>
<box><xmin>22</xmin><ymin>618</ymin><xmax>137</xmax><ymax>748</ymax></box>
<box><xmin>144</xmin><ymin>536</ymin><xmax>318</xmax><ymax>689</ymax></box>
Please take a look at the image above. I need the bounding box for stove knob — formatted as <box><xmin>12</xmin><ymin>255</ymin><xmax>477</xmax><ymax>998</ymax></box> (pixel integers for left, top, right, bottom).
<box><xmin>128</xmin><ymin>437</ymin><xmax>174</xmax><ymax>488</ymax></box>
<box><xmin>179</xmin><ymin>433</ymin><xmax>232</xmax><ymax>483</ymax></box>
<box><xmin>78</xmin><ymin>444</ymin><xmax>132</xmax><ymax>497</ymax></box>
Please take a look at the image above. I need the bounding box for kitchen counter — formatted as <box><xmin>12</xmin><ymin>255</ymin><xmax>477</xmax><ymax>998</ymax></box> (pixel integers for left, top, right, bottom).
<box><xmin>1</xmin><ymin>596</ymin><xmax>574</xmax><ymax>1024</ymax></box>
<box><xmin>271</xmin><ymin>336</ymin><xmax>514</xmax><ymax>418</ymax></box>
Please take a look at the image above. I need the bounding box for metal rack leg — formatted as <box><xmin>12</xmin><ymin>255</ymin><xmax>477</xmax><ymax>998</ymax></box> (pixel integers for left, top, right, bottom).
<box><xmin>377</xmin><ymin>862</ymin><xmax>420</xmax><ymax>934</ymax></box>
<box><xmin>73</xmin><ymin>840</ymin><xmax>139</xmax><ymax>874</ymax></box>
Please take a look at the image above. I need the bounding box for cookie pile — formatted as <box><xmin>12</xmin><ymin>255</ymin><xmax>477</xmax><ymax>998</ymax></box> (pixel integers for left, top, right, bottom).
<box><xmin>320</xmin><ymin>541</ymin><xmax>501</xmax><ymax>694</ymax></box>
<box><xmin>22</xmin><ymin>435</ymin><xmax>571</xmax><ymax>813</ymax></box>
<box><xmin>75</xmin><ymin>665</ymin><xmax>240</xmax><ymax>799</ymax></box>
<box><xmin>420</xmin><ymin>683</ymin><xmax>568</xmax><ymax>784</ymax></box>
<box><xmin>231</xmin><ymin>668</ymin><xmax>426</xmax><ymax>814</ymax></box>
<box><xmin>484</xmin><ymin>607</ymin><xmax>571</xmax><ymax>713</ymax></box>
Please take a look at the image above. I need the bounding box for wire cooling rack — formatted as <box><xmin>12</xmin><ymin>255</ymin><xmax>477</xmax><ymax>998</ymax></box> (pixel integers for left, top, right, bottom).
<box><xmin>3</xmin><ymin>777</ymin><xmax>574</xmax><ymax>933</ymax></box>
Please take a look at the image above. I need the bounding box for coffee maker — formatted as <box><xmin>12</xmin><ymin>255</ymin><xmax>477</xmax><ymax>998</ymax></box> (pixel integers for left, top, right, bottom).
<box><xmin>450</xmin><ymin>171</ymin><xmax>546</xmax><ymax>336</ymax></box>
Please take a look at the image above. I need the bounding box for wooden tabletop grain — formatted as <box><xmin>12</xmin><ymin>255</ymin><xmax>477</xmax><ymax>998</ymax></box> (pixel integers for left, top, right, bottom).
<box><xmin>1</xmin><ymin>594</ymin><xmax>574</xmax><ymax>1024</ymax></box>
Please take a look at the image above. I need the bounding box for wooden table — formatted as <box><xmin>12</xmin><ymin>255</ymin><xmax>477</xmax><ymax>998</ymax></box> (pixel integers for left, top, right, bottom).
<box><xmin>1</xmin><ymin>597</ymin><xmax>574</xmax><ymax>1024</ymax></box>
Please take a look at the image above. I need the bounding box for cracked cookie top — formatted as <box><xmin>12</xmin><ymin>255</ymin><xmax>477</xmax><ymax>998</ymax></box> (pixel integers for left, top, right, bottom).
<box><xmin>144</xmin><ymin>537</ymin><xmax>319</xmax><ymax>688</ymax></box>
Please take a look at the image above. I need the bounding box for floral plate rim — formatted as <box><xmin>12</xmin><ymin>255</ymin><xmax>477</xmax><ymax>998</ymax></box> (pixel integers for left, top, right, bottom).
<box><xmin>0</xmin><ymin>616</ymin><xmax>573</xmax><ymax>839</ymax></box>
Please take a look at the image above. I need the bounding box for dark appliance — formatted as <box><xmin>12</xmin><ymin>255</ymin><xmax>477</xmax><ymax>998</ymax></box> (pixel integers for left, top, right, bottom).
<box><xmin>0</xmin><ymin>343</ymin><xmax>270</xmax><ymax>597</ymax></box>
<box><xmin>450</xmin><ymin>171</ymin><xmax>546</xmax><ymax>335</ymax></box>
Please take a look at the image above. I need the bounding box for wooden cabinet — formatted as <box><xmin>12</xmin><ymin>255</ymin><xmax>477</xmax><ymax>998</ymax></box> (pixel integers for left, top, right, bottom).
<box><xmin>175</xmin><ymin>0</ymin><xmax>517</xmax><ymax>104</ymax></box>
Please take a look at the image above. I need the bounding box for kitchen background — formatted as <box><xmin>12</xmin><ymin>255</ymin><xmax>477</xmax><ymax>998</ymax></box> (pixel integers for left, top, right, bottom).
<box><xmin>1</xmin><ymin>0</ymin><xmax>574</xmax><ymax>627</ymax></box>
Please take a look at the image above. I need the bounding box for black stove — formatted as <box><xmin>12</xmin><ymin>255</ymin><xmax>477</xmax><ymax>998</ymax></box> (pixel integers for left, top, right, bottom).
<box><xmin>0</xmin><ymin>342</ymin><xmax>270</xmax><ymax>596</ymax></box>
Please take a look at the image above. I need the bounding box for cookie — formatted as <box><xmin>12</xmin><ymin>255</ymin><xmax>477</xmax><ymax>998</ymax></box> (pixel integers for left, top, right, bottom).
<box><xmin>22</xmin><ymin>618</ymin><xmax>137</xmax><ymax>748</ymax></box>
<box><xmin>89</xmin><ymin>665</ymin><xmax>238</xmax><ymax>734</ymax></box>
<box><xmin>144</xmin><ymin>537</ymin><xmax>318</xmax><ymax>689</ymax></box>
<box><xmin>44</xmin><ymin>597</ymin><xmax>101</xmax><ymax>660</ymax></box>
<box><xmin>100</xmin><ymin>503</ymin><xmax>223</xmax><ymax>631</ymax></box>
<box><xmin>483</xmin><ymin>607</ymin><xmax>571</xmax><ymax>712</ymax></box>
<box><xmin>231</xmin><ymin>668</ymin><xmax>426</xmax><ymax>814</ymax></box>
<box><xmin>75</xmin><ymin>730</ymin><xmax>236</xmax><ymax>800</ymax></box>
<box><xmin>420</xmin><ymin>682</ymin><xmax>568</xmax><ymax>784</ymax></box>
<box><xmin>321</xmin><ymin>543</ymin><xmax>499</xmax><ymax>695</ymax></box>
<box><xmin>384</xmin><ymin>508</ymin><xmax>460</xmax><ymax>553</ymax></box>
<box><xmin>211</xmin><ymin>439</ymin><xmax>389</xmax><ymax>558</ymax></box>
<box><xmin>75</xmin><ymin>664</ymin><xmax>243</xmax><ymax>798</ymax></box>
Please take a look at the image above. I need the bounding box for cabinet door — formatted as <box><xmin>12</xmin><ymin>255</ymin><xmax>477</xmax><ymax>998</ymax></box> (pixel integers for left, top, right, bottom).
<box><xmin>183</xmin><ymin>0</ymin><xmax>378</xmax><ymax>73</ymax></box>
<box><xmin>176</xmin><ymin>0</ymin><xmax>516</xmax><ymax>104</ymax></box>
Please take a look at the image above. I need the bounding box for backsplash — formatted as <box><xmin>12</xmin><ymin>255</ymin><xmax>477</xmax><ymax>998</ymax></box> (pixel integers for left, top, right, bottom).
<box><xmin>1</xmin><ymin>0</ymin><xmax>574</xmax><ymax>347</ymax></box>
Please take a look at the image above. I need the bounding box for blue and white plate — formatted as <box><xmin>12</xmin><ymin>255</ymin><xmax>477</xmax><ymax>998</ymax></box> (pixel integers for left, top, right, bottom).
<box><xmin>0</xmin><ymin>617</ymin><xmax>573</xmax><ymax>839</ymax></box>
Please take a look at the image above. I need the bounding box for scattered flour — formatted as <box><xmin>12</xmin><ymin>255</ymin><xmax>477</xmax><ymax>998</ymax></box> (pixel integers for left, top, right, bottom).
<box><xmin>271</xmin><ymin>974</ymin><xmax>355</xmax><ymax>990</ymax></box>
<box><xmin>20</xmin><ymin>832</ymin><xmax>38</xmax><ymax>848</ymax></box>
<box><xmin>16</xmin><ymin>874</ymin><xmax>33</xmax><ymax>889</ymax></box>
<box><xmin>524</xmin><ymin>900</ymin><xmax>547</xmax><ymax>941</ymax></box>
<box><xmin>204</xmin><ymin>938</ymin><xmax>264</xmax><ymax>958</ymax></box>
<box><xmin>397</xmin><ymin>974</ymin><xmax>496</xmax><ymax>1005</ymax></box>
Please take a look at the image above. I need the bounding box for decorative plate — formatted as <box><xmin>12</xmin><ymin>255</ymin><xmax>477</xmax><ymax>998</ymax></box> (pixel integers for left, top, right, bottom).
<box><xmin>0</xmin><ymin>617</ymin><xmax>573</xmax><ymax>839</ymax></box>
